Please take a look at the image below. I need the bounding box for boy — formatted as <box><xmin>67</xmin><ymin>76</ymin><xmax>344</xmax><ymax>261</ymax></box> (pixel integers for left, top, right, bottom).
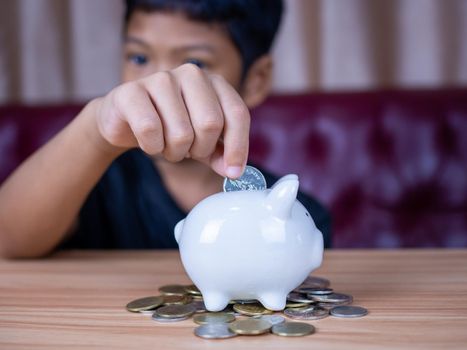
<box><xmin>0</xmin><ymin>0</ymin><xmax>330</xmax><ymax>258</ymax></box>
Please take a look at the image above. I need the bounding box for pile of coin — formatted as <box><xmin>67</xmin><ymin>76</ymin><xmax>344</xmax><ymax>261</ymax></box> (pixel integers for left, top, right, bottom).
<box><xmin>126</xmin><ymin>276</ymin><xmax>368</xmax><ymax>339</ymax></box>
<box><xmin>128</xmin><ymin>167</ymin><xmax>367</xmax><ymax>338</ymax></box>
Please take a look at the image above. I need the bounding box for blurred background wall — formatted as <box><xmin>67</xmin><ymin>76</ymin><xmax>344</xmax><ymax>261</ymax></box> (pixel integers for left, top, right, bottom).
<box><xmin>0</xmin><ymin>0</ymin><xmax>466</xmax><ymax>104</ymax></box>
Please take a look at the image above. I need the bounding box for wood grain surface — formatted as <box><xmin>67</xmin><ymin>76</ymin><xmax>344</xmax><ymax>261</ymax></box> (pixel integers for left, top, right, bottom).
<box><xmin>1</xmin><ymin>249</ymin><xmax>467</xmax><ymax>349</ymax></box>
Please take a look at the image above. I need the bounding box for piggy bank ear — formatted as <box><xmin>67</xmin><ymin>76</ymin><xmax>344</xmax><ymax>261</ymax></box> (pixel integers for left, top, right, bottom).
<box><xmin>265</xmin><ymin>174</ymin><xmax>299</xmax><ymax>219</ymax></box>
<box><xmin>271</xmin><ymin>174</ymin><xmax>299</xmax><ymax>189</ymax></box>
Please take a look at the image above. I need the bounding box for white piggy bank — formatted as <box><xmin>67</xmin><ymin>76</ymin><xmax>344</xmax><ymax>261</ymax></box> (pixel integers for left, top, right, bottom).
<box><xmin>174</xmin><ymin>174</ymin><xmax>323</xmax><ymax>312</ymax></box>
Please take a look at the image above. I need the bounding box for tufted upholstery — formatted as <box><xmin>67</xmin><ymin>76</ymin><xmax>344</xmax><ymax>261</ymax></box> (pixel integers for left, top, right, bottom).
<box><xmin>1</xmin><ymin>89</ymin><xmax>467</xmax><ymax>248</ymax></box>
<box><xmin>249</xmin><ymin>90</ymin><xmax>467</xmax><ymax>248</ymax></box>
<box><xmin>0</xmin><ymin>105</ymin><xmax>82</xmax><ymax>183</ymax></box>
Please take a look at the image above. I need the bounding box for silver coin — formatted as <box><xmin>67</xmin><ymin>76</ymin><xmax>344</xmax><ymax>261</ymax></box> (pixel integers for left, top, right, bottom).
<box><xmin>139</xmin><ymin>309</ymin><xmax>156</xmax><ymax>316</ymax></box>
<box><xmin>259</xmin><ymin>315</ymin><xmax>286</xmax><ymax>326</ymax></box>
<box><xmin>296</xmin><ymin>276</ymin><xmax>331</xmax><ymax>289</ymax></box>
<box><xmin>151</xmin><ymin>314</ymin><xmax>189</xmax><ymax>322</ymax></box>
<box><xmin>223</xmin><ymin>165</ymin><xmax>266</xmax><ymax>192</ymax></box>
<box><xmin>287</xmin><ymin>292</ymin><xmax>315</xmax><ymax>304</ymax></box>
<box><xmin>189</xmin><ymin>300</ymin><xmax>207</xmax><ymax>313</ymax></box>
<box><xmin>316</xmin><ymin>302</ymin><xmax>344</xmax><ymax>310</ymax></box>
<box><xmin>309</xmin><ymin>293</ymin><xmax>353</xmax><ymax>304</ymax></box>
<box><xmin>284</xmin><ymin>306</ymin><xmax>329</xmax><ymax>320</ymax></box>
<box><xmin>194</xmin><ymin>323</ymin><xmax>238</xmax><ymax>339</ymax></box>
<box><xmin>299</xmin><ymin>287</ymin><xmax>333</xmax><ymax>295</ymax></box>
<box><xmin>330</xmin><ymin>306</ymin><xmax>368</xmax><ymax>318</ymax></box>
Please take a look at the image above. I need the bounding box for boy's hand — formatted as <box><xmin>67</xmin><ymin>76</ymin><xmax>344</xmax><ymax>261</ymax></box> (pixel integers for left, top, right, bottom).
<box><xmin>95</xmin><ymin>64</ymin><xmax>250</xmax><ymax>178</ymax></box>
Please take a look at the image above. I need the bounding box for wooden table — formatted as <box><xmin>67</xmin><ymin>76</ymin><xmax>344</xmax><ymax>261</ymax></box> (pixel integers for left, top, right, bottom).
<box><xmin>1</xmin><ymin>249</ymin><xmax>467</xmax><ymax>349</ymax></box>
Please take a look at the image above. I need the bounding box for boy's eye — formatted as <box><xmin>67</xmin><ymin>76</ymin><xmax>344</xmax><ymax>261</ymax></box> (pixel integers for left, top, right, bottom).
<box><xmin>184</xmin><ymin>58</ymin><xmax>206</xmax><ymax>69</ymax></box>
<box><xmin>127</xmin><ymin>53</ymin><xmax>148</xmax><ymax>66</ymax></box>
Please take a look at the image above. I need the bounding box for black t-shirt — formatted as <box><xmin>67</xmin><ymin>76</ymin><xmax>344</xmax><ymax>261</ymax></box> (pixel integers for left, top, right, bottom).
<box><xmin>60</xmin><ymin>150</ymin><xmax>331</xmax><ymax>249</ymax></box>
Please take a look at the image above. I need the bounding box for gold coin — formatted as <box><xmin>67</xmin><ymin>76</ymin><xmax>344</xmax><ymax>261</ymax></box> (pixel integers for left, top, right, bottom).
<box><xmin>163</xmin><ymin>294</ymin><xmax>192</xmax><ymax>305</ymax></box>
<box><xmin>233</xmin><ymin>303</ymin><xmax>273</xmax><ymax>316</ymax></box>
<box><xmin>184</xmin><ymin>284</ymin><xmax>202</xmax><ymax>296</ymax></box>
<box><xmin>193</xmin><ymin>312</ymin><xmax>236</xmax><ymax>325</ymax></box>
<box><xmin>126</xmin><ymin>296</ymin><xmax>164</xmax><ymax>312</ymax></box>
<box><xmin>285</xmin><ymin>301</ymin><xmax>311</xmax><ymax>308</ymax></box>
<box><xmin>271</xmin><ymin>322</ymin><xmax>315</xmax><ymax>337</ymax></box>
<box><xmin>154</xmin><ymin>304</ymin><xmax>197</xmax><ymax>318</ymax></box>
<box><xmin>228</xmin><ymin>319</ymin><xmax>272</xmax><ymax>335</ymax></box>
<box><xmin>158</xmin><ymin>284</ymin><xmax>187</xmax><ymax>296</ymax></box>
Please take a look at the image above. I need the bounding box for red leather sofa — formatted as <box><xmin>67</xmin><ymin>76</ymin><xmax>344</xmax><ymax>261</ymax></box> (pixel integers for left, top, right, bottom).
<box><xmin>1</xmin><ymin>89</ymin><xmax>466</xmax><ymax>248</ymax></box>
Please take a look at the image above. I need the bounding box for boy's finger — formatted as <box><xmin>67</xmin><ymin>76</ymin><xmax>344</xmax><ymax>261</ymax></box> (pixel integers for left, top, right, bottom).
<box><xmin>143</xmin><ymin>72</ymin><xmax>194</xmax><ymax>162</ymax></box>
<box><xmin>116</xmin><ymin>83</ymin><xmax>165</xmax><ymax>155</ymax></box>
<box><xmin>176</xmin><ymin>64</ymin><xmax>224</xmax><ymax>161</ymax></box>
<box><xmin>209</xmin><ymin>74</ymin><xmax>250</xmax><ymax>179</ymax></box>
<box><xmin>203</xmin><ymin>142</ymin><xmax>227</xmax><ymax>177</ymax></box>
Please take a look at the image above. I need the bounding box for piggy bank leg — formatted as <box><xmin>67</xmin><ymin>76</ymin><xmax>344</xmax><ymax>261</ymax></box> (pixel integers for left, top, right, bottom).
<box><xmin>202</xmin><ymin>291</ymin><xmax>230</xmax><ymax>312</ymax></box>
<box><xmin>258</xmin><ymin>292</ymin><xmax>287</xmax><ymax>311</ymax></box>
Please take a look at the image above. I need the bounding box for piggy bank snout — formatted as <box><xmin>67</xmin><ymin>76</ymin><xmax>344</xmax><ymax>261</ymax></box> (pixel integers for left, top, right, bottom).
<box><xmin>174</xmin><ymin>219</ymin><xmax>184</xmax><ymax>243</ymax></box>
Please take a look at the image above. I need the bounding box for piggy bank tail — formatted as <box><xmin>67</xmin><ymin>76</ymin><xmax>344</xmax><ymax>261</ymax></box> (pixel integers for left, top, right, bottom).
<box><xmin>174</xmin><ymin>219</ymin><xmax>185</xmax><ymax>244</ymax></box>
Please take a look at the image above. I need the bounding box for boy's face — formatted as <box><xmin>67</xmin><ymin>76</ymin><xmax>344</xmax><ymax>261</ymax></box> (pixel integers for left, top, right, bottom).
<box><xmin>122</xmin><ymin>10</ymin><xmax>244</xmax><ymax>90</ymax></box>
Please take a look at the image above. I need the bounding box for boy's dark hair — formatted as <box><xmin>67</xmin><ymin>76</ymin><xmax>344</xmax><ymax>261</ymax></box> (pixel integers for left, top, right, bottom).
<box><xmin>124</xmin><ymin>0</ymin><xmax>284</xmax><ymax>75</ymax></box>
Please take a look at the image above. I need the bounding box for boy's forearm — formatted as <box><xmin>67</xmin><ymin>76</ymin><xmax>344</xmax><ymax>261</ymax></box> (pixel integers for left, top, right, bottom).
<box><xmin>0</xmin><ymin>99</ymin><xmax>123</xmax><ymax>258</ymax></box>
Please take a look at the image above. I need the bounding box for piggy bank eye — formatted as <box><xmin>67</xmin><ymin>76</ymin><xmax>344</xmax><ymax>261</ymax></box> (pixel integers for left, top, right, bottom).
<box><xmin>305</xmin><ymin>212</ymin><xmax>310</xmax><ymax>217</ymax></box>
